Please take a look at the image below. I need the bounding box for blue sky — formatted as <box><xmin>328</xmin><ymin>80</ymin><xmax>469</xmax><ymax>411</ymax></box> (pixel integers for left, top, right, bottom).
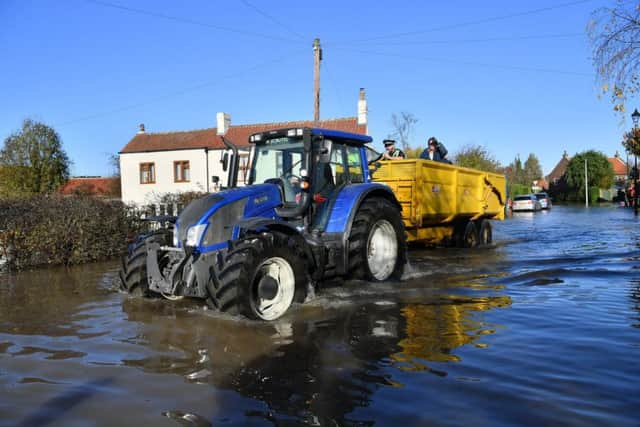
<box><xmin>0</xmin><ymin>0</ymin><xmax>630</xmax><ymax>177</ymax></box>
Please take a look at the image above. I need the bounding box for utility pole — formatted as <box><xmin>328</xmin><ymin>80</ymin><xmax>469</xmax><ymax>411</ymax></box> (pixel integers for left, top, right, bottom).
<box><xmin>313</xmin><ymin>38</ymin><xmax>322</xmax><ymax>124</ymax></box>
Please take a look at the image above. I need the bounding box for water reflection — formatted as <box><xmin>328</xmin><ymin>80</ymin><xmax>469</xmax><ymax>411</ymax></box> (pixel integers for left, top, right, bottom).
<box><xmin>630</xmin><ymin>279</ymin><xmax>640</xmax><ymax>329</ymax></box>
<box><xmin>395</xmin><ymin>296</ymin><xmax>511</xmax><ymax>370</ymax></box>
<box><xmin>119</xmin><ymin>289</ymin><xmax>510</xmax><ymax>425</ymax></box>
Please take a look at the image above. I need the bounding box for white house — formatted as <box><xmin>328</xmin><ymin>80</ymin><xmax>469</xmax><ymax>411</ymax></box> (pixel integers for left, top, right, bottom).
<box><xmin>119</xmin><ymin>117</ymin><xmax>368</xmax><ymax>206</ymax></box>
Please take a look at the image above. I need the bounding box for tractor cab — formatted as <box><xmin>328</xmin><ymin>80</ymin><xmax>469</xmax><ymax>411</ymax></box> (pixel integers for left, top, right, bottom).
<box><xmin>247</xmin><ymin>127</ymin><xmax>372</xmax><ymax>229</ymax></box>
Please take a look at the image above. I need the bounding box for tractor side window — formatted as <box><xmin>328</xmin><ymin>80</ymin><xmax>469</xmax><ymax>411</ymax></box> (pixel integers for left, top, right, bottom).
<box><xmin>346</xmin><ymin>145</ymin><xmax>364</xmax><ymax>183</ymax></box>
<box><xmin>330</xmin><ymin>144</ymin><xmax>349</xmax><ymax>187</ymax></box>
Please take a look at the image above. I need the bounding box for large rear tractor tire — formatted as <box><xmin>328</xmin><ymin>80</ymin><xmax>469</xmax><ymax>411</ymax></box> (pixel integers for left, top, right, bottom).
<box><xmin>119</xmin><ymin>230</ymin><xmax>172</xmax><ymax>297</ymax></box>
<box><xmin>347</xmin><ymin>197</ymin><xmax>407</xmax><ymax>281</ymax></box>
<box><xmin>206</xmin><ymin>231</ymin><xmax>309</xmax><ymax>320</ymax></box>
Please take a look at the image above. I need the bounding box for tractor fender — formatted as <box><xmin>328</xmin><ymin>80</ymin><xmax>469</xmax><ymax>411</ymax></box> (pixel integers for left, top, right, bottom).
<box><xmin>234</xmin><ymin>217</ymin><xmax>318</xmax><ymax>274</ymax></box>
<box><xmin>325</xmin><ymin>183</ymin><xmax>401</xmax><ymax>235</ymax></box>
<box><xmin>323</xmin><ymin>183</ymin><xmax>402</xmax><ymax>275</ymax></box>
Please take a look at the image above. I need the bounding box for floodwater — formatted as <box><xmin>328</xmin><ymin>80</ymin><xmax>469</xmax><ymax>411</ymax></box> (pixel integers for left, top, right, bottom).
<box><xmin>1</xmin><ymin>206</ymin><xmax>639</xmax><ymax>426</ymax></box>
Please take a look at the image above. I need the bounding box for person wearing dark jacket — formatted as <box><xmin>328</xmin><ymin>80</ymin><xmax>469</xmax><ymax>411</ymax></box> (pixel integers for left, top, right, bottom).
<box><xmin>420</xmin><ymin>137</ymin><xmax>450</xmax><ymax>163</ymax></box>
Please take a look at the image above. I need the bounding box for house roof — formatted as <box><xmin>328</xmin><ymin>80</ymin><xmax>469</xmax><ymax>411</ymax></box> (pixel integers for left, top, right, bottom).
<box><xmin>546</xmin><ymin>152</ymin><xmax>570</xmax><ymax>183</ymax></box>
<box><xmin>608</xmin><ymin>155</ymin><xmax>628</xmax><ymax>176</ymax></box>
<box><xmin>120</xmin><ymin>117</ymin><xmax>367</xmax><ymax>154</ymax></box>
<box><xmin>59</xmin><ymin>177</ymin><xmax>119</xmax><ymax>196</ymax></box>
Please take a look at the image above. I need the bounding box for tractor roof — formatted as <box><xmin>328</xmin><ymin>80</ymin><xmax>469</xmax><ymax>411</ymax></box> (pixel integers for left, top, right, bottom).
<box><xmin>250</xmin><ymin>127</ymin><xmax>373</xmax><ymax>146</ymax></box>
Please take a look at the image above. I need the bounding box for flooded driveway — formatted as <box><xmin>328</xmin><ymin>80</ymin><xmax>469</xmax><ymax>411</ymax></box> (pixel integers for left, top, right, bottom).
<box><xmin>1</xmin><ymin>206</ymin><xmax>639</xmax><ymax>426</ymax></box>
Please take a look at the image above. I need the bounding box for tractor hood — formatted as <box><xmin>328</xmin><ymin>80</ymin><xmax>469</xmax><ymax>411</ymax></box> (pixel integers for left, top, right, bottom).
<box><xmin>175</xmin><ymin>184</ymin><xmax>283</xmax><ymax>249</ymax></box>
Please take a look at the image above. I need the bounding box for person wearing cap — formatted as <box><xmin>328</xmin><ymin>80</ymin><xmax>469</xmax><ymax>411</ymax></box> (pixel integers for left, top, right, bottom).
<box><xmin>420</xmin><ymin>136</ymin><xmax>449</xmax><ymax>163</ymax></box>
<box><xmin>381</xmin><ymin>139</ymin><xmax>405</xmax><ymax>160</ymax></box>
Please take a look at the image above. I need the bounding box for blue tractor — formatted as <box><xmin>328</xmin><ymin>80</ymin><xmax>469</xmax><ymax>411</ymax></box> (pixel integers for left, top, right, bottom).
<box><xmin>119</xmin><ymin>127</ymin><xmax>407</xmax><ymax>320</ymax></box>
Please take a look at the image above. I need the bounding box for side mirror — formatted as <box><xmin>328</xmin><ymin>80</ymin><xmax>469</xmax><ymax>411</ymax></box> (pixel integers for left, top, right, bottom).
<box><xmin>221</xmin><ymin>152</ymin><xmax>229</xmax><ymax>172</ymax></box>
<box><xmin>211</xmin><ymin>175</ymin><xmax>220</xmax><ymax>184</ymax></box>
<box><xmin>318</xmin><ymin>139</ymin><xmax>332</xmax><ymax>163</ymax></box>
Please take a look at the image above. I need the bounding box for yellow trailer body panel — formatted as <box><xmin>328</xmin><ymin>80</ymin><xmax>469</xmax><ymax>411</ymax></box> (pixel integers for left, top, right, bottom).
<box><xmin>371</xmin><ymin>159</ymin><xmax>506</xmax><ymax>244</ymax></box>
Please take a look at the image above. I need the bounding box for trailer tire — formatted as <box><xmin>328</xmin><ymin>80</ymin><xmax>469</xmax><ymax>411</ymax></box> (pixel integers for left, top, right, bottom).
<box><xmin>461</xmin><ymin>221</ymin><xmax>479</xmax><ymax>248</ymax></box>
<box><xmin>206</xmin><ymin>231</ymin><xmax>308</xmax><ymax>320</ymax></box>
<box><xmin>348</xmin><ymin>197</ymin><xmax>406</xmax><ymax>281</ymax></box>
<box><xmin>119</xmin><ymin>230</ymin><xmax>171</xmax><ymax>297</ymax></box>
<box><xmin>478</xmin><ymin>219</ymin><xmax>492</xmax><ymax>246</ymax></box>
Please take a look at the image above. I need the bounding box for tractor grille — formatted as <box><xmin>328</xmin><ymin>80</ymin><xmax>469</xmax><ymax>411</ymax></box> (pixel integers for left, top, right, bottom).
<box><xmin>202</xmin><ymin>198</ymin><xmax>247</xmax><ymax>246</ymax></box>
<box><xmin>177</xmin><ymin>195</ymin><xmax>222</xmax><ymax>244</ymax></box>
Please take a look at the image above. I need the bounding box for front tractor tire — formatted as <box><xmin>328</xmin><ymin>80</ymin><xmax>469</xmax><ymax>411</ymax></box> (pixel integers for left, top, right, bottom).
<box><xmin>206</xmin><ymin>232</ymin><xmax>308</xmax><ymax>321</ymax></box>
<box><xmin>348</xmin><ymin>197</ymin><xmax>407</xmax><ymax>281</ymax></box>
<box><xmin>119</xmin><ymin>230</ymin><xmax>171</xmax><ymax>297</ymax></box>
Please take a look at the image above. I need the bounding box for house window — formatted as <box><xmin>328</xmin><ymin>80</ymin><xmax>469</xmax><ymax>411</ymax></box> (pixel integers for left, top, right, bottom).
<box><xmin>140</xmin><ymin>162</ymin><xmax>155</xmax><ymax>184</ymax></box>
<box><xmin>174</xmin><ymin>161</ymin><xmax>190</xmax><ymax>182</ymax></box>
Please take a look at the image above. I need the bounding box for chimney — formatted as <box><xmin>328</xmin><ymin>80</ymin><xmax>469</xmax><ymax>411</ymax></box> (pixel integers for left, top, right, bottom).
<box><xmin>138</xmin><ymin>123</ymin><xmax>145</xmax><ymax>134</ymax></box>
<box><xmin>357</xmin><ymin>88</ymin><xmax>367</xmax><ymax>132</ymax></box>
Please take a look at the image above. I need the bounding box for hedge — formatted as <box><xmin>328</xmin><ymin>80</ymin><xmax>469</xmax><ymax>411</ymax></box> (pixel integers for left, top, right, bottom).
<box><xmin>0</xmin><ymin>195</ymin><xmax>143</xmax><ymax>270</ymax></box>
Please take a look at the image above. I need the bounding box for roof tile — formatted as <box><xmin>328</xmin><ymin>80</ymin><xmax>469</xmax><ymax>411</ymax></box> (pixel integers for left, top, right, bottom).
<box><xmin>120</xmin><ymin>117</ymin><xmax>366</xmax><ymax>153</ymax></box>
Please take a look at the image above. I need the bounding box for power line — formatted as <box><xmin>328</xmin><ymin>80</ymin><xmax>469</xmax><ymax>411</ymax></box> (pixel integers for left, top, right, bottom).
<box><xmin>332</xmin><ymin>46</ymin><xmax>593</xmax><ymax>76</ymax></box>
<box><xmin>240</xmin><ymin>0</ymin><xmax>306</xmax><ymax>40</ymax></box>
<box><xmin>334</xmin><ymin>33</ymin><xmax>585</xmax><ymax>48</ymax></box>
<box><xmin>57</xmin><ymin>49</ymin><xmax>307</xmax><ymax>126</ymax></box>
<box><xmin>330</xmin><ymin>0</ymin><xmax>595</xmax><ymax>45</ymax></box>
<box><xmin>85</xmin><ymin>0</ymin><xmax>305</xmax><ymax>44</ymax></box>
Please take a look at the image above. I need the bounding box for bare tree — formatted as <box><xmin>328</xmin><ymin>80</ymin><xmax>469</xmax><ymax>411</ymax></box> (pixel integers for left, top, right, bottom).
<box><xmin>588</xmin><ymin>1</ymin><xmax>640</xmax><ymax>113</ymax></box>
<box><xmin>390</xmin><ymin>112</ymin><xmax>418</xmax><ymax>152</ymax></box>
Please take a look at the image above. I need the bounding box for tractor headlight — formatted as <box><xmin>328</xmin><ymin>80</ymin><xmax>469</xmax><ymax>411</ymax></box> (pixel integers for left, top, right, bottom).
<box><xmin>185</xmin><ymin>224</ymin><xmax>208</xmax><ymax>247</ymax></box>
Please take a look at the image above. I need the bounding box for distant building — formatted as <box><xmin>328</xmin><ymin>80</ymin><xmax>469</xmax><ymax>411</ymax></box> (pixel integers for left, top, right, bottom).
<box><xmin>609</xmin><ymin>151</ymin><xmax>628</xmax><ymax>183</ymax></box>
<box><xmin>59</xmin><ymin>176</ymin><xmax>120</xmax><ymax>197</ymax></box>
<box><xmin>119</xmin><ymin>117</ymin><xmax>367</xmax><ymax>206</ymax></box>
<box><xmin>546</xmin><ymin>150</ymin><xmax>629</xmax><ymax>201</ymax></box>
<box><xmin>546</xmin><ymin>150</ymin><xmax>571</xmax><ymax>186</ymax></box>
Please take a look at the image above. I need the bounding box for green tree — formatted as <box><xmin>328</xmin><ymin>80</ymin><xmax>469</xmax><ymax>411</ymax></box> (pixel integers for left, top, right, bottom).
<box><xmin>389</xmin><ymin>112</ymin><xmax>418</xmax><ymax>153</ymax></box>
<box><xmin>565</xmin><ymin>150</ymin><xmax>614</xmax><ymax>201</ymax></box>
<box><xmin>404</xmin><ymin>147</ymin><xmax>423</xmax><ymax>159</ymax></box>
<box><xmin>588</xmin><ymin>1</ymin><xmax>640</xmax><ymax>113</ymax></box>
<box><xmin>523</xmin><ymin>153</ymin><xmax>543</xmax><ymax>184</ymax></box>
<box><xmin>452</xmin><ymin>144</ymin><xmax>502</xmax><ymax>172</ymax></box>
<box><xmin>0</xmin><ymin>119</ymin><xmax>71</xmax><ymax>196</ymax></box>
<box><xmin>622</xmin><ymin>127</ymin><xmax>640</xmax><ymax>156</ymax></box>
<box><xmin>107</xmin><ymin>153</ymin><xmax>122</xmax><ymax>197</ymax></box>
<box><xmin>506</xmin><ymin>156</ymin><xmax>524</xmax><ymax>185</ymax></box>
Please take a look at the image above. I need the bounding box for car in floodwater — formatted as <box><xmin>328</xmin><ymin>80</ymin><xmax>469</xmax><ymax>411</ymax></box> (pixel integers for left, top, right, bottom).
<box><xmin>535</xmin><ymin>192</ymin><xmax>552</xmax><ymax>210</ymax></box>
<box><xmin>512</xmin><ymin>194</ymin><xmax>542</xmax><ymax>212</ymax></box>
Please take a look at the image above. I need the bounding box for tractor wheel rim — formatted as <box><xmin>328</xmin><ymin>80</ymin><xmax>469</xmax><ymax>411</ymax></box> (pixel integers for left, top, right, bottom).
<box><xmin>252</xmin><ymin>257</ymin><xmax>295</xmax><ymax>320</ymax></box>
<box><xmin>366</xmin><ymin>220</ymin><xmax>398</xmax><ymax>280</ymax></box>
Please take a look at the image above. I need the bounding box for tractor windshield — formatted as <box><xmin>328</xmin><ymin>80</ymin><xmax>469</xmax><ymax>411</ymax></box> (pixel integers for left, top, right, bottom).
<box><xmin>249</xmin><ymin>137</ymin><xmax>306</xmax><ymax>203</ymax></box>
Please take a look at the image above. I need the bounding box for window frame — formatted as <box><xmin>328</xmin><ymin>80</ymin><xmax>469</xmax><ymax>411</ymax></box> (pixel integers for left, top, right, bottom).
<box><xmin>173</xmin><ymin>160</ymin><xmax>190</xmax><ymax>183</ymax></box>
<box><xmin>139</xmin><ymin>162</ymin><xmax>156</xmax><ymax>184</ymax></box>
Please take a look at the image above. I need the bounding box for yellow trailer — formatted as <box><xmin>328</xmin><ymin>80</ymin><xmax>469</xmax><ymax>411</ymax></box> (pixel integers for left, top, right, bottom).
<box><xmin>371</xmin><ymin>159</ymin><xmax>506</xmax><ymax>246</ymax></box>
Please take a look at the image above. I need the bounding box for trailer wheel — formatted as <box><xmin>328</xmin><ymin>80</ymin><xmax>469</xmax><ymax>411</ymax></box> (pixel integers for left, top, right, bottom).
<box><xmin>348</xmin><ymin>197</ymin><xmax>406</xmax><ymax>281</ymax></box>
<box><xmin>461</xmin><ymin>221</ymin><xmax>479</xmax><ymax>248</ymax></box>
<box><xmin>206</xmin><ymin>231</ymin><xmax>308</xmax><ymax>320</ymax></box>
<box><xmin>119</xmin><ymin>230</ymin><xmax>171</xmax><ymax>297</ymax></box>
<box><xmin>478</xmin><ymin>219</ymin><xmax>492</xmax><ymax>245</ymax></box>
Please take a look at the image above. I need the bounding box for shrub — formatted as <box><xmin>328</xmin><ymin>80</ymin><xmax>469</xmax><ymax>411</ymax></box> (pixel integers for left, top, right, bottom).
<box><xmin>509</xmin><ymin>183</ymin><xmax>531</xmax><ymax>199</ymax></box>
<box><xmin>0</xmin><ymin>195</ymin><xmax>143</xmax><ymax>270</ymax></box>
<box><xmin>142</xmin><ymin>191</ymin><xmax>207</xmax><ymax>216</ymax></box>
